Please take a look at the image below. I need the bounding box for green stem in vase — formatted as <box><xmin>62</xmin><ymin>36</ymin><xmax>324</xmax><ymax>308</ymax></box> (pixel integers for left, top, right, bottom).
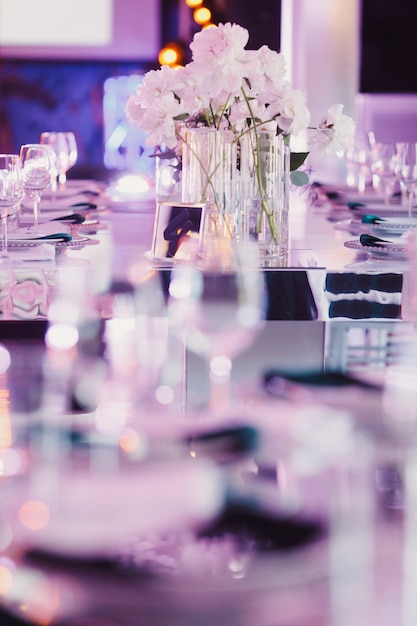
<box><xmin>241</xmin><ymin>88</ymin><xmax>280</xmax><ymax>245</ymax></box>
<box><xmin>177</xmin><ymin>129</ymin><xmax>234</xmax><ymax>239</ymax></box>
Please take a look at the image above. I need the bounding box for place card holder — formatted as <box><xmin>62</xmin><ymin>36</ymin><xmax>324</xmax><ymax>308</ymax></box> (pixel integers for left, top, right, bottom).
<box><xmin>151</xmin><ymin>201</ymin><xmax>206</xmax><ymax>261</ymax></box>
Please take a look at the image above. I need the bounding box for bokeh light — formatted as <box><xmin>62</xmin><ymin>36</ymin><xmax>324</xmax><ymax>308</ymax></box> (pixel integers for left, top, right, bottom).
<box><xmin>0</xmin><ymin>345</ymin><xmax>11</xmax><ymax>374</ymax></box>
<box><xmin>193</xmin><ymin>6</ymin><xmax>212</xmax><ymax>24</ymax></box>
<box><xmin>45</xmin><ymin>323</ymin><xmax>79</xmax><ymax>351</ymax></box>
<box><xmin>19</xmin><ymin>500</ymin><xmax>50</xmax><ymax>531</ymax></box>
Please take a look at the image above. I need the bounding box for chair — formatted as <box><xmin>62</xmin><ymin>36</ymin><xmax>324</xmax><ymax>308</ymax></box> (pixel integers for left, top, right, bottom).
<box><xmin>325</xmin><ymin>320</ymin><xmax>412</xmax><ymax>373</ymax></box>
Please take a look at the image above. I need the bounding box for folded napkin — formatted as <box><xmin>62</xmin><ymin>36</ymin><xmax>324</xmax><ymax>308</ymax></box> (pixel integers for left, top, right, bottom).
<box><xmin>359</xmin><ymin>233</ymin><xmax>404</xmax><ymax>248</ymax></box>
<box><xmin>361</xmin><ymin>214</ymin><xmax>417</xmax><ymax>226</ymax></box>
<box><xmin>199</xmin><ymin>500</ymin><xmax>325</xmax><ymax>551</ymax></box>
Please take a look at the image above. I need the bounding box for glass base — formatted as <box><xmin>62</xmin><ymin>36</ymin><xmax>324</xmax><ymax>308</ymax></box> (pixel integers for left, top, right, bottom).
<box><xmin>258</xmin><ymin>243</ymin><xmax>289</xmax><ymax>267</ymax></box>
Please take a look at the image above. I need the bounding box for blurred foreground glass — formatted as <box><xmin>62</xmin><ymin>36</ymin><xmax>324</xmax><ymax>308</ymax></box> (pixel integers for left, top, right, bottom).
<box><xmin>0</xmin><ymin>154</ymin><xmax>24</xmax><ymax>258</ymax></box>
<box><xmin>344</xmin><ymin>131</ymin><xmax>372</xmax><ymax>192</ymax></box>
<box><xmin>396</xmin><ymin>142</ymin><xmax>417</xmax><ymax>217</ymax></box>
<box><xmin>19</xmin><ymin>144</ymin><xmax>54</xmax><ymax>233</ymax></box>
<box><xmin>369</xmin><ymin>142</ymin><xmax>398</xmax><ymax>204</ymax></box>
<box><xmin>168</xmin><ymin>242</ymin><xmax>266</xmax><ymax>413</ymax></box>
<box><xmin>40</xmin><ymin>132</ymin><xmax>78</xmax><ymax>192</ymax></box>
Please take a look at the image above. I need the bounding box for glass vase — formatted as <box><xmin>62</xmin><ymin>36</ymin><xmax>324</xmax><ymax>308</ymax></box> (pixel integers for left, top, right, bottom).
<box><xmin>181</xmin><ymin>127</ymin><xmax>239</xmax><ymax>241</ymax></box>
<box><xmin>155</xmin><ymin>152</ymin><xmax>182</xmax><ymax>203</ymax></box>
<box><xmin>240</xmin><ymin>129</ymin><xmax>290</xmax><ymax>266</ymax></box>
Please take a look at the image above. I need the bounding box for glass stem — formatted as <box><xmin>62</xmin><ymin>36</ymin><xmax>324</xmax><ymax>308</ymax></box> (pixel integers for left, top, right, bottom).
<box><xmin>59</xmin><ymin>172</ymin><xmax>67</xmax><ymax>190</ymax></box>
<box><xmin>50</xmin><ymin>176</ymin><xmax>58</xmax><ymax>202</ymax></box>
<box><xmin>1</xmin><ymin>212</ymin><xmax>8</xmax><ymax>258</ymax></box>
<box><xmin>208</xmin><ymin>357</ymin><xmax>231</xmax><ymax>414</ymax></box>
<box><xmin>408</xmin><ymin>186</ymin><xmax>413</xmax><ymax>219</ymax></box>
<box><xmin>33</xmin><ymin>197</ymin><xmax>40</xmax><ymax>233</ymax></box>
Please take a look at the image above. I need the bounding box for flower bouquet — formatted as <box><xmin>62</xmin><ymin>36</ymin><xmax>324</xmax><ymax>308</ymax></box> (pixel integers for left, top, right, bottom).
<box><xmin>126</xmin><ymin>23</ymin><xmax>355</xmax><ymax>256</ymax></box>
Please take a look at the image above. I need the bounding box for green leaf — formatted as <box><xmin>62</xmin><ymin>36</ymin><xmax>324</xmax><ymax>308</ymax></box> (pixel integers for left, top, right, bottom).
<box><xmin>173</xmin><ymin>113</ymin><xmax>189</xmax><ymax>121</ymax></box>
<box><xmin>290</xmin><ymin>170</ymin><xmax>310</xmax><ymax>186</ymax></box>
<box><xmin>290</xmin><ymin>151</ymin><xmax>309</xmax><ymax>171</ymax></box>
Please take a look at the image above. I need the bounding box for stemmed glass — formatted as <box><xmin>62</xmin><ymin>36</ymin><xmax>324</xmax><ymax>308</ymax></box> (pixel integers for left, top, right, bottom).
<box><xmin>168</xmin><ymin>242</ymin><xmax>266</xmax><ymax>413</ymax></box>
<box><xmin>369</xmin><ymin>142</ymin><xmax>398</xmax><ymax>204</ymax></box>
<box><xmin>344</xmin><ymin>131</ymin><xmax>373</xmax><ymax>192</ymax></box>
<box><xmin>396</xmin><ymin>142</ymin><xmax>417</xmax><ymax>217</ymax></box>
<box><xmin>40</xmin><ymin>131</ymin><xmax>78</xmax><ymax>193</ymax></box>
<box><xmin>19</xmin><ymin>143</ymin><xmax>54</xmax><ymax>233</ymax></box>
<box><xmin>0</xmin><ymin>154</ymin><xmax>24</xmax><ymax>258</ymax></box>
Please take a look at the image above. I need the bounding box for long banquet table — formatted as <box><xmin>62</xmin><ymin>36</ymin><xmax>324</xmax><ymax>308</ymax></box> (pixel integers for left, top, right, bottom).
<box><xmin>0</xmin><ymin>179</ymin><xmax>416</xmax><ymax>625</ymax></box>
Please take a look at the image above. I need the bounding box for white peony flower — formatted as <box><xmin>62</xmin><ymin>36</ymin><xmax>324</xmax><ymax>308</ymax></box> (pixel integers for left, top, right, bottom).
<box><xmin>311</xmin><ymin>104</ymin><xmax>356</xmax><ymax>154</ymax></box>
<box><xmin>257</xmin><ymin>46</ymin><xmax>287</xmax><ymax>91</ymax></box>
<box><xmin>136</xmin><ymin>92</ymin><xmax>184</xmax><ymax>149</ymax></box>
<box><xmin>189</xmin><ymin>22</ymin><xmax>249</xmax><ymax>97</ymax></box>
<box><xmin>190</xmin><ymin>22</ymin><xmax>248</xmax><ymax>67</ymax></box>
<box><xmin>276</xmin><ymin>88</ymin><xmax>311</xmax><ymax>135</ymax></box>
<box><xmin>228</xmin><ymin>99</ymin><xmax>268</xmax><ymax>132</ymax></box>
<box><xmin>125</xmin><ymin>21</ymin><xmax>356</xmax><ymax>181</ymax></box>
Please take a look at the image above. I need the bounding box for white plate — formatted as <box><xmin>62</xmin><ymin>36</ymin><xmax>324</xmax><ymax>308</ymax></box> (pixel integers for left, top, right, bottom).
<box><xmin>349</xmin><ymin>217</ymin><xmax>417</xmax><ymax>236</ymax></box>
<box><xmin>348</xmin><ymin>203</ymin><xmax>415</xmax><ymax>218</ymax></box>
<box><xmin>344</xmin><ymin>238</ymin><xmax>408</xmax><ymax>260</ymax></box>
<box><xmin>8</xmin><ymin>235</ymin><xmax>99</xmax><ymax>250</ymax></box>
<box><xmin>9</xmin><ymin>222</ymin><xmax>71</xmax><ymax>238</ymax></box>
<box><xmin>344</xmin><ymin>257</ymin><xmax>410</xmax><ymax>272</ymax></box>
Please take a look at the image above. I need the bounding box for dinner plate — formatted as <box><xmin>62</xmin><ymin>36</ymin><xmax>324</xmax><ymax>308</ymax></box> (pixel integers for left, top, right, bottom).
<box><xmin>8</xmin><ymin>235</ymin><xmax>100</xmax><ymax>250</ymax></box>
<box><xmin>348</xmin><ymin>203</ymin><xmax>416</xmax><ymax>218</ymax></box>
<box><xmin>73</xmin><ymin>218</ymin><xmax>106</xmax><ymax>233</ymax></box>
<box><xmin>349</xmin><ymin>217</ymin><xmax>417</xmax><ymax>237</ymax></box>
<box><xmin>344</xmin><ymin>238</ymin><xmax>408</xmax><ymax>260</ymax></box>
<box><xmin>11</xmin><ymin>221</ymin><xmax>71</xmax><ymax>237</ymax></box>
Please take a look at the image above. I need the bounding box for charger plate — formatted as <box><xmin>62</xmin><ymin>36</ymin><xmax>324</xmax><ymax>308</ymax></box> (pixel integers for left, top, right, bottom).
<box><xmin>8</xmin><ymin>235</ymin><xmax>100</xmax><ymax>250</ymax></box>
<box><xmin>344</xmin><ymin>238</ymin><xmax>408</xmax><ymax>260</ymax></box>
<box><xmin>346</xmin><ymin>217</ymin><xmax>417</xmax><ymax>237</ymax></box>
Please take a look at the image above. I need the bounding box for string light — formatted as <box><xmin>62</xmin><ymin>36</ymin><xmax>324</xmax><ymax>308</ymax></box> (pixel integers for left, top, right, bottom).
<box><xmin>193</xmin><ymin>6</ymin><xmax>212</xmax><ymax>25</ymax></box>
<box><xmin>157</xmin><ymin>0</ymin><xmax>219</xmax><ymax>66</ymax></box>
<box><xmin>158</xmin><ymin>42</ymin><xmax>185</xmax><ymax>67</ymax></box>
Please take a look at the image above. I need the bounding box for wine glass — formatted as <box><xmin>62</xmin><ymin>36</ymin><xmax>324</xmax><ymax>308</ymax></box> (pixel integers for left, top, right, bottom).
<box><xmin>0</xmin><ymin>154</ymin><xmax>24</xmax><ymax>258</ymax></box>
<box><xmin>369</xmin><ymin>142</ymin><xmax>398</xmax><ymax>204</ymax></box>
<box><xmin>66</xmin><ymin>132</ymin><xmax>78</xmax><ymax>179</ymax></box>
<box><xmin>168</xmin><ymin>242</ymin><xmax>266</xmax><ymax>413</ymax></box>
<box><xmin>19</xmin><ymin>143</ymin><xmax>54</xmax><ymax>233</ymax></box>
<box><xmin>396</xmin><ymin>142</ymin><xmax>417</xmax><ymax>217</ymax></box>
<box><xmin>344</xmin><ymin>131</ymin><xmax>373</xmax><ymax>192</ymax></box>
<box><xmin>40</xmin><ymin>131</ymin><xmax>78</xmax><ymax>192</ymax></box>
